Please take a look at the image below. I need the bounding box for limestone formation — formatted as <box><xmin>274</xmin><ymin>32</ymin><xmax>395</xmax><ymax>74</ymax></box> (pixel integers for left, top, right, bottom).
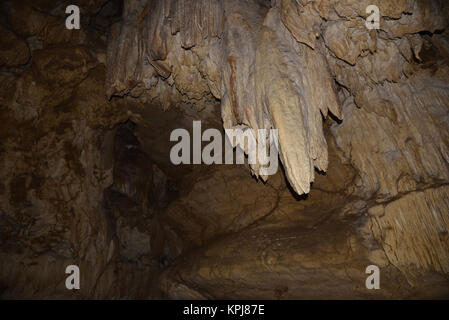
<box><xmin>106</xmin><ymin>0</ymin><xmax>345</xmax><ymax>195</ymax></box>
<box><xmin>0</xmin><ymin>0</ymin><xmax>448</xmax><ymax>299</ymax></box>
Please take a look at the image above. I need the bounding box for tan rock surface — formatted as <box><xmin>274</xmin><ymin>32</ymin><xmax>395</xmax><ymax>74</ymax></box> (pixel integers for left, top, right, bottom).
<box><xmin>0</xmin><ymin>0</ymin><xmax>448</xmax><ymax>299</ymax></box>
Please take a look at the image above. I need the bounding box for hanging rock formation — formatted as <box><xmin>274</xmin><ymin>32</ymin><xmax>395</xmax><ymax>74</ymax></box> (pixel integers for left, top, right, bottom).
<box><xmin>0</xmin><ymin>0</ymin><xmax>448</xmax><ymax>299</ymax></box>
<box><xmin>106</xmin><ymin>0</ymin><xmax>344</xmax><ymax>195</ymax></box>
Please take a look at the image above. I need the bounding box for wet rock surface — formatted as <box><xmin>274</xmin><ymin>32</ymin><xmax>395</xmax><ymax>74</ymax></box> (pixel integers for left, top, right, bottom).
<box><xmin>0</xmin><ymin>0</ymin><xmax>448</xmax><ymax>299</ymax></box>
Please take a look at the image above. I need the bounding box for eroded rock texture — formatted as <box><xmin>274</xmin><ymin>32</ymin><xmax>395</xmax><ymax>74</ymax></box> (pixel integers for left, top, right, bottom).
<box><xmin>106</xmin><ymin>0</ymin><xmax>345</xmax><ymax>195</ymax></box>
<box><xmin>0</xmin><ymin>0</ymin><xmax>448</xmax><ymax>299</ymax></box>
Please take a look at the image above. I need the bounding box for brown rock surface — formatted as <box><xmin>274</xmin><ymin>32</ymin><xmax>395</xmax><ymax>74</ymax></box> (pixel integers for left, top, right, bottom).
<box><xmin>0</xmin><ymin>0</ymin><xmax>448</xmax><ymax>299</ymax></box>
<box><xmin>0</xmin><ymin>25</ymin><xmax>30</xmax><ymax>67</ymax></box>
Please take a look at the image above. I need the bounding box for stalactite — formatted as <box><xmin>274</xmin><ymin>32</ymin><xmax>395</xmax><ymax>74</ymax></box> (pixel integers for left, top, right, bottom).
<box><xmin>106</xmin><ymin>0</ymin><xmax>343</xmax><ymax>195</ymax></box>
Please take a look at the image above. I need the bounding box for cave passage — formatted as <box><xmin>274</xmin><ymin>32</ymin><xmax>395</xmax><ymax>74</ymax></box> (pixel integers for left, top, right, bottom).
<box><xmin>0</xmin><ymin>0</ymin><xmax>448</xmax><ymax>299</ymax></box>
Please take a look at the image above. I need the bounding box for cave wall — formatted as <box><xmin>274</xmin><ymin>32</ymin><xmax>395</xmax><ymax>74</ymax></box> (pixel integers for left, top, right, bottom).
<box><xmin>0</xmin><ymin>0</ymin><xmax>157</xmax><ymax>298</ymax></box>
<box><xmin>0</xmin><ymin>0</ymin><xmax>448</xmax><ymax>299</ymax></box>
<box><xmin>104</xmin><ymin>0</ymin><xmax>449</xmax><ymax>298</ymax></box>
